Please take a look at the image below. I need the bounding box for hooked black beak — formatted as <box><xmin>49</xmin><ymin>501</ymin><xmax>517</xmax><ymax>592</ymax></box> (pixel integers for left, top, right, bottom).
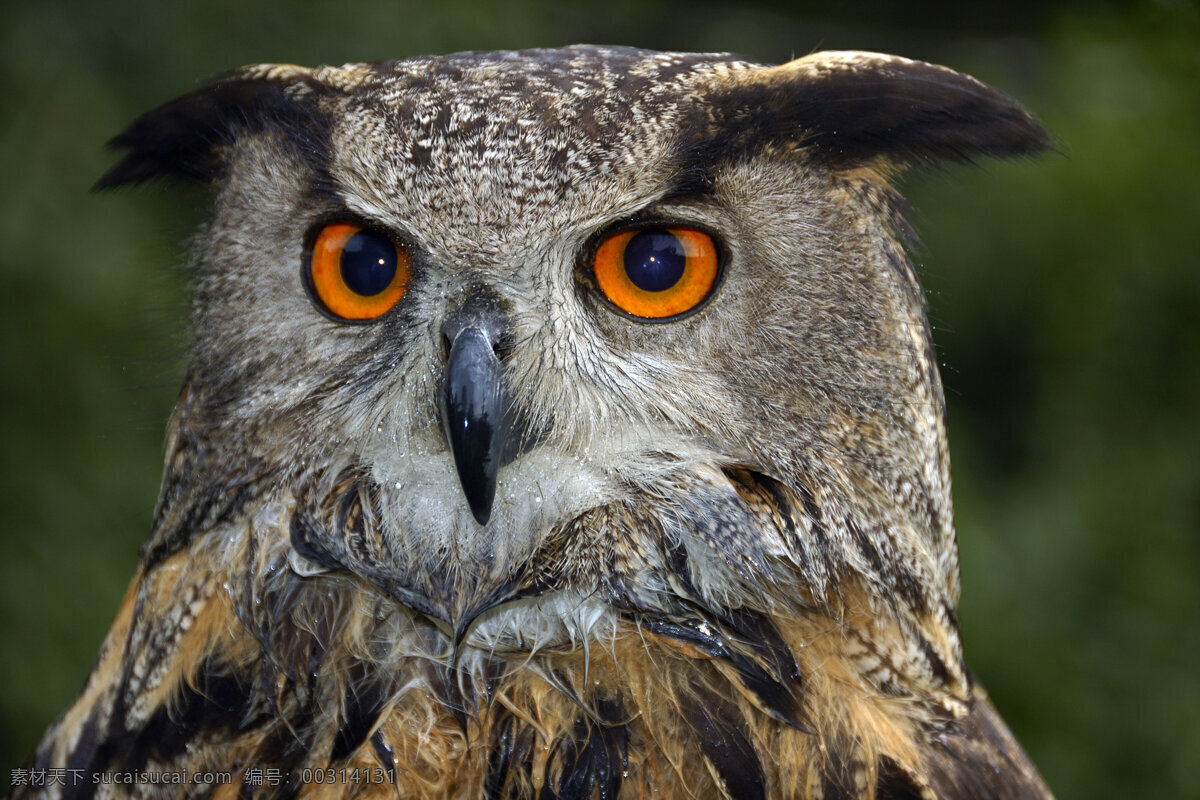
<box><xmin>440</xmin><ymin>313</ymin><xmax>509</xmax><ymax>525</ymax></box>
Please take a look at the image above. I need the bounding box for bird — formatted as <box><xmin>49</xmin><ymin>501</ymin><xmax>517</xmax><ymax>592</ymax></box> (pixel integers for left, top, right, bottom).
<box><xmin>16</xmin><ymin>45</ymin><xmax>1054</xmax><ymax>800</ymax></box>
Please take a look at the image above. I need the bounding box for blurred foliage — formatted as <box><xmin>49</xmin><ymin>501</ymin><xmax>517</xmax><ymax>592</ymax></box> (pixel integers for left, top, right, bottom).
<box><xmin>1</xmin><ymin>0</ymin><xmax>1197</xmax><ymax>797</ymax></box>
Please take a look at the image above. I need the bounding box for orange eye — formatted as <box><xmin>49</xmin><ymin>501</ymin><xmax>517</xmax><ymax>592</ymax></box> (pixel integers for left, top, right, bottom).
<box><xmin>591</xmin><ymin>226</ymin><xmax>720</xmax><ymax>320</ymax></box>
<box><xmin>307</xmin><ymin>222</ymin><xmax>411</xmax><ymax>321</ymax></box>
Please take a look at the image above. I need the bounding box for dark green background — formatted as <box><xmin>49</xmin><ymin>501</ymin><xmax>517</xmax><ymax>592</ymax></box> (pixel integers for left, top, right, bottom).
<box><xmin>2</xmin><ymin>1</ymin><xmax>1197</xmax><ymax>797</ymax></box>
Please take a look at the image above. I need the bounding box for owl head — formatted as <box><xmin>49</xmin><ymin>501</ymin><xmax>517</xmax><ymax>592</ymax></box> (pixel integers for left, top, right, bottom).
<box><xmin>100</xmin><ymin>46</ymin><xmax>1049</xmax><ymax>642</ymax></box>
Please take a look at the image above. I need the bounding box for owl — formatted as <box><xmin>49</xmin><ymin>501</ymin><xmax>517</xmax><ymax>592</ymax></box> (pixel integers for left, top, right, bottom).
<box><xmin>17</xmin><ymin>46</ymin><xmax>1053</xmax><ymax>800</ymax></box>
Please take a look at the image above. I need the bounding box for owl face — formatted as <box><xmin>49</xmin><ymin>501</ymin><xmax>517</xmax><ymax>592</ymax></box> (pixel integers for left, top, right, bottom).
<box><xmin>103</xmin><ymin>45</ymin><xmax>1048</xmax><ymax>638</ymax></box>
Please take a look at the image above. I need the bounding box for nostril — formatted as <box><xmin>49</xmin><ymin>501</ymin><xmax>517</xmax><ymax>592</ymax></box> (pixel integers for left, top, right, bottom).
<box><xmin>441</xmin><ymin>303</ymin><xmax>507</xmax><ymax>361</ymax></box>
<box><xmin>491</xmin><ymin>330</ymin><xmax>514</xmax><ymax>364</ymax></box>
<box><xmin>441</xmin><ymin>310</ymin><xmax>470</xmax><ymax>346</ymax></box>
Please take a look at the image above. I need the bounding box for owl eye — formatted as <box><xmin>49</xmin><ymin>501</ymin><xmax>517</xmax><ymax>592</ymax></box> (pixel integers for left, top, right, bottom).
<box><xmin>306</xmin><ymin>222</ymin><xmax>411</xmax><ymax>321</ymax></box>
<box><xmin>591</xmin><ymin>226</ymin><xmax>721</xmax><ymax>320</ymax></box>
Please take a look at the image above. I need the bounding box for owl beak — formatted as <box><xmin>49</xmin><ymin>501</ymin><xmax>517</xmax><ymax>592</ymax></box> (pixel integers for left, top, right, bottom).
<box><xmin>440</xmin><ymin>319</ymin><xmax>509</xmax><ymax>525</ymax></box>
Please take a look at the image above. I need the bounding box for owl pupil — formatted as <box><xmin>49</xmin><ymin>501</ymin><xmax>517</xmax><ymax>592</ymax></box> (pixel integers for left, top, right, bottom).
<box><xmin>624</xmin><ymin>230</ymin><xmax>686</xmax><ymax>292</ymax></box>
<box><xmin>340</xmin><ymin>230</ymin><xmax>397</xmax><ymax>296</ymax></box>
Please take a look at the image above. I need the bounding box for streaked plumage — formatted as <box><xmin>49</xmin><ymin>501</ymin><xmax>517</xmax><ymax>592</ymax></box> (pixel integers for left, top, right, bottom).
<box><xmin>18</xmin><ymin>46</ymin><xmax>1053</xmax><ymax>799</ymax></box>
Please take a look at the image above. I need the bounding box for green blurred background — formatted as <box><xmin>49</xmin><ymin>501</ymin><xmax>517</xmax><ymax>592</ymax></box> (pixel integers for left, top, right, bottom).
<box><xmin>2</xmin><ymin>0</ymin><xmax>1197</xmax><ymax>796</ymax></box>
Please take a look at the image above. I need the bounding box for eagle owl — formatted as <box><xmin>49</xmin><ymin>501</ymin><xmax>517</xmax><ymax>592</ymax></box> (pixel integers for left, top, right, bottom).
<box><xmin>19</xmin><ymin>46</ymin><xmax>1053</xmax><ymax>800</ymax></box>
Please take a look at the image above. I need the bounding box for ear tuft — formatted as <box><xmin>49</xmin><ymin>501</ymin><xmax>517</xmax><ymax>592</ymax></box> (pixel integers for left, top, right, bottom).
<box><xmin>700</xmin><ymin>51</ymin><xmax>1052</xmax><ymax>169</ymax></box>
<box><xmin>95</xmin><ymin>65</ymin><xmax>332</xmax><ymax>190</ymax></box>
